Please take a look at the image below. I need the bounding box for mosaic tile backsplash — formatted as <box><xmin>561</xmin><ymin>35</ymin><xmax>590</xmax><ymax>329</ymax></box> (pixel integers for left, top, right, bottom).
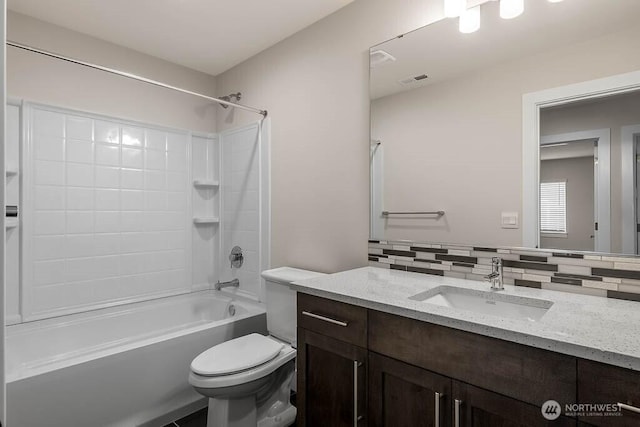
<box><xmin>368</xmin><ymin>240</ymin><xmax>640</xmax><ymax>302</ymax></box>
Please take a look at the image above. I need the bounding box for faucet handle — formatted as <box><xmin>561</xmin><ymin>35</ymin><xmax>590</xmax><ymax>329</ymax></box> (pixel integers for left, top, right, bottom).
<box><xmin>229</xmin><ymin>246</ymin><xmax>244</xmax><ymax>268</ymax></box>
<box><xmin>484</xmin><ymin>271</ymin><xmax>499</xmax><ymax>281</ymax></box>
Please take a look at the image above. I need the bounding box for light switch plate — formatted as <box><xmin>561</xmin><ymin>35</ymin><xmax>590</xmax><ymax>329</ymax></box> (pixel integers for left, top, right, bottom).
<box><xmin>501</xmin><ymin>212</ymin><xmax>519</xmax><ymax>229</ymax></box>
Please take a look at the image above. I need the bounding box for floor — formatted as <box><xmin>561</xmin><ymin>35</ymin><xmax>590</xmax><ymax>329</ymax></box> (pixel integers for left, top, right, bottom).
<box><xmin>163</xmin><ymin>408</ymin><xmax>207</xmax><ymax>427</ymax></box>
<box><xmin>164</xmin><ymin>393</ymin><xmax>296</xmax><ymax>427</ymax></box>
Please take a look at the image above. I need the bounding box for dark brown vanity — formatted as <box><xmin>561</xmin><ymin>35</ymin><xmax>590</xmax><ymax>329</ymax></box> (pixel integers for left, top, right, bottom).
<box><xmin>296</xmin><ymin>293</ymin><xmax>640</xmax><ymax>427</ymax></box>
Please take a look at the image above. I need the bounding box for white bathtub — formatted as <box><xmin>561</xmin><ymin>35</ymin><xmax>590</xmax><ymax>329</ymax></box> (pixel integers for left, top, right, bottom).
<box><xmin>6</xmin><ymin>290</ymin><xmax>267</xmax><ymax>427</ymax></box>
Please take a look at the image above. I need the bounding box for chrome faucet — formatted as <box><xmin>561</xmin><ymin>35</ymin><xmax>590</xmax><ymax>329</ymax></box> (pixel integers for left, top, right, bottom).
<box><xmin>215</xmin><ymin>278</ymin><xmax>240</xmax><ymax>291</ymax></box>
<box><xmin>484</xmin><ymin>257</ymin><xmax>504</xmax><ymax>291</ymax></box>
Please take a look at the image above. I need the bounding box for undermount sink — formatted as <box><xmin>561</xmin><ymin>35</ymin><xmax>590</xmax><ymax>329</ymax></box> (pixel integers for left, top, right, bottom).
<box><xmin>409</xmin><ymin>286</ymin><xmax>553</xmax><ymax>321</ymax></box>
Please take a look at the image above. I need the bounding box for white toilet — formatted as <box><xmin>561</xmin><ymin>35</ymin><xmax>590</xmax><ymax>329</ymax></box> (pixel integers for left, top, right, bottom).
<box><xmin>189</xmin><ymin>267</ymin><xmax>325</xmax><ymax>427</ymax></box>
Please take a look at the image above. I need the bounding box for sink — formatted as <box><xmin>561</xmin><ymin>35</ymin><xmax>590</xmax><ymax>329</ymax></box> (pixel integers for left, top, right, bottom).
<box><xmin>409</xmin><ymin>286</ymin><xmax>553</xmax><ymax>321</ymax></box>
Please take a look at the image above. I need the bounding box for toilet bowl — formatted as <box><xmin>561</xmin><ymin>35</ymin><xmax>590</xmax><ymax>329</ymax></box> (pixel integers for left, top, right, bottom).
<box><xmin>189</xmin><ymin>267</ymin><xmax>326</xmax><ymax>427</ymax></box>
<box><xmin>189</xmin><ymin>334</ymin><xmax>297</xmax><ymax>427</ymax></box>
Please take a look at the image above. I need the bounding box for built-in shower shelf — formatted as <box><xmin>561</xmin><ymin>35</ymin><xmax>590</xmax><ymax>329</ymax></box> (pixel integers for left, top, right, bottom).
<box><xmin>193</xmin><ymin>217</ymin><xmax>220</xmax><ymax>225</ymax></box>
<box><xmin>193</xmin><ymin>180</ymin><xmax>219</xmax><ymax>188</ymax></box>
<box><xmin>6</xmin><ymin>169</ymin><xmax>18</xmax><ymax>176</ymax></box>
<box><xmin>5</xmin><ymin>218</ymin><xmax>18</xmax><ymax>229</ymax></box>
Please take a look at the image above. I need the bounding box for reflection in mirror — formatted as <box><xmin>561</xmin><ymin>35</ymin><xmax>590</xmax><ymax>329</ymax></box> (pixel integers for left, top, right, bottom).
<box><xmin>370</xmin><ymin>0</ymin><xmax>640</xmax><ymax>255</ymax></box>
<box><xmin>538</xmin><ymin>91</ymin><xmax>640</xmax><ymax>253</ymax></box>
<box><xmin>539</xmin><ymin>138</ymin><xmax>597</xmax><ymax>252</ymax></box>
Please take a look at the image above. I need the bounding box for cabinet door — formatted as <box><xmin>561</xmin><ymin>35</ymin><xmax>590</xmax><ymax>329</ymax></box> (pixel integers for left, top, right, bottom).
<box><xmin>369</xmin><ymin>352</ymin><xmax>451</xmax><ymax>427</ymax></box>
<box><xmin>297</xmin><ymin>328</ymin><xmax>367</xmax><ymax>427</ymax></box>
<box><xmin>453</xmin><ymin>381</ymin><xmax>576</xmax><ymax>427</ymax></box>
<box><xmin>577</xmin><ymin>360</ymin><xmax>640</xmax><ymax>427</ymax></box>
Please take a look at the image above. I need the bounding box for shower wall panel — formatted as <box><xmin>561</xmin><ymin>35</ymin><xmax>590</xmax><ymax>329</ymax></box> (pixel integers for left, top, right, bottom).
<box><xmin>22</xmin><ymin>104</ymin><xmax>191</xmax><ymax>320</ymax></box>
<box><xmin>220</xmin><ymin>122</ymin><xmax>269</xmax><ymax>301</ymax></box>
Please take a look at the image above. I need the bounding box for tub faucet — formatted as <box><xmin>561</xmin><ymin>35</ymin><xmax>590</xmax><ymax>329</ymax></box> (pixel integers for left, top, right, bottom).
<box><xmin>484</xmin><ymin>257</ymin><xmax>504</xmax><ymax>291</ymax></box>
<box><xmin>215</xmin><ymin>279</ymin><xmax>240</xmax><ymax>291</ymax></box>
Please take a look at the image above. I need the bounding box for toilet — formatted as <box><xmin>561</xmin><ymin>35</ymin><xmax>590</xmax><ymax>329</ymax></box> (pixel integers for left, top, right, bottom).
<box><xmin>189</xmin><ymin>267</ymin><xmax>325</xmax><ymax>427</ymax></box>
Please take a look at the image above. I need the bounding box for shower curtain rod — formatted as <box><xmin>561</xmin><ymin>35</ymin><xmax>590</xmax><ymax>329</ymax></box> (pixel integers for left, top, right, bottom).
<box><xmin>7</xmin><ymin>40</ymin><xmax>268</xmax><ymax>117</ymax></box>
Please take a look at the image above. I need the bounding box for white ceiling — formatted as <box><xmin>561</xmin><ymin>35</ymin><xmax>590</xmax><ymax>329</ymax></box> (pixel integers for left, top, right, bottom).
<box><xmin>7</xmin><ymin>0</ymin><xmax>354</xmax><ymax>76</ymax></box>
<box><xmin>371</xmin><ymin>0</ymin><xmax>640</xmax><ymax>99</ymax></box>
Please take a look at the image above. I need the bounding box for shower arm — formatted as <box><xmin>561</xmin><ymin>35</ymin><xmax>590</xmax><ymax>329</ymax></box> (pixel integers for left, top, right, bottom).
<box><xmin>219</xmin><ymin>92</ymin><xmax>242</xmax><ymax>109</ymax></box>
<box><xmin>7</xmin><ymin>40</ymin><xmax>268</xmax><ymax>118</ymax></box>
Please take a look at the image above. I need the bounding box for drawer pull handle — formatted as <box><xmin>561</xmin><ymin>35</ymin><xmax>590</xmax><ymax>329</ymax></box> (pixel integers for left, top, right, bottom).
<box><xmin>434</xmin><ymin>392</ymin><xmax>443</xmax><ymax>427</ymax></box>
<box><xmin>454</xmin><ymin>399</ymin><xmax>462</xmax><ymax>427</ymax></box>
<box><xmin>618</xmin><ymin>403</ymin><xmax>640</xmax><ymax>414</ymax></box>
<box><xmin>302</xmin><ymin>311</ymin><xmax>348</xmax><ymax>327</ymax></box>
<box><xmin>354</xmin><ymin>360</ymin><xmax>363</xmax><ymax>426</ymax></box>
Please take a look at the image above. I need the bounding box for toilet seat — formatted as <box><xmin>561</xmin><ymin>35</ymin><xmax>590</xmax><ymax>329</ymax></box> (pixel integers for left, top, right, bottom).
<box><xmin>191</xmin><ymin>333</ymin><xmax>285</xmax><ymax>376</ymax></box>
<box><xmin>189</xmin><ymin>335</ymin><xmax>296</xmax><ymax>389</ymax></box>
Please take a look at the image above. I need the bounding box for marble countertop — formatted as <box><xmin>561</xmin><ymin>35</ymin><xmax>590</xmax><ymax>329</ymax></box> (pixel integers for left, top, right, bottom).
<box><xmin>291</xmin><ymin>266</ymin><xmax>640</xmax><ymax>371</ymax></box>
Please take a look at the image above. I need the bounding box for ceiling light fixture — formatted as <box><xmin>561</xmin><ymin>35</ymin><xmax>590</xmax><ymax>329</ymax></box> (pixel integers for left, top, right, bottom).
<box><xmin>499</xmin><ymin>0</ymin><xmax>524</xmax><ymax>19</ymax></box>
<box><xmin>444</xmin><ymin>0</ymin><xmax>467</xmax><ymax>18</ymax></box>
<box><xmin>446</xmin><ymin>0</ymin><xmax>553</xmax><ymax>33</ymax></box>
<box><xmin>459</xmin><ymin>6</ymin><xmax>481</xmax><ymax>33</ymax></box>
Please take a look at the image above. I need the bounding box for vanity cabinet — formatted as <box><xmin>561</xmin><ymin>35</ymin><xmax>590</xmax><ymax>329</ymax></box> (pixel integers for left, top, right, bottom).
<box><xmin>368</xmin><ymin>310</ymin><xmax>576</xmax><ymax>427</ymax></box>
<box><xmin>368</xmin><ymin>310</ymin><xmax>577</xmax><ymax>409</ymax></box>
<box><xmin>296</xmin><ymin>293</ymin><xmax>636</xmax><ymax>427</ymax></box>
<box><xmin>297</xmin><ymin>294</ymin><xmax>368</xmax><ymax>427</ymax></box>
<box><xmin>369</xmin><ymin>352</ymin><xmax>576</xmax><ymax>427</ymax></box>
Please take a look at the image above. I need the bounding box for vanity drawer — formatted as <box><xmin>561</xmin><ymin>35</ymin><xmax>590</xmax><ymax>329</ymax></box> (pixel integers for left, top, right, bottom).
<box><xmin>578</xmin><ymin>360</ymin><xmax>640</xmax><ymax>427</ymax></box>
<box><xmin>369</xmin><ymin>310</ymin><xmax>576</xmax><ymax>408</ymax></box>
<box><xmin>297</xmin><ymin>293</ymin><xmax>367</xmax><ymax>348</ymax></box>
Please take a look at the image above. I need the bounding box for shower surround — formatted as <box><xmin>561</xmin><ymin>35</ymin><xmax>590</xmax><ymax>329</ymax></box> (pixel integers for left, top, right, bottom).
<box><xmin>6</xmin><ymin>100</ymin><xmax>270</xmax><ymax>424</ymax></box>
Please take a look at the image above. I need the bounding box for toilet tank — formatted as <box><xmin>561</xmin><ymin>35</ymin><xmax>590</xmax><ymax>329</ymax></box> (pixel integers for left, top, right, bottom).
<box><xmin>261</xmin><ymin>267</ymin><xmax>325</xmax><ymax>348</ymax></box>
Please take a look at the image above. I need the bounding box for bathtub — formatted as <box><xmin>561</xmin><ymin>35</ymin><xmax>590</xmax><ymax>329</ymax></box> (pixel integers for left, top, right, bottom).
<box><xmin>6</xmin><ymin>290</ymin><xmax>267</xmax><ymax>427</ymax></box>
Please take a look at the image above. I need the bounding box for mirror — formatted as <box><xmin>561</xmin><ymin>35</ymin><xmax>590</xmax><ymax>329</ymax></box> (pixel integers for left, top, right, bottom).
<box><xmin>370</xmin><ymin>0</ymin><xmax>640</xmax><ymax>254</ymax></box>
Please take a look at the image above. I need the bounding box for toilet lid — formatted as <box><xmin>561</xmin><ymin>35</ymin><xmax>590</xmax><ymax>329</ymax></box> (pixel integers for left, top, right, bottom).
<box><xmin>191</xmin><ymin>334</ymin><xmax>284</xmax><ymax>376</ymax></box>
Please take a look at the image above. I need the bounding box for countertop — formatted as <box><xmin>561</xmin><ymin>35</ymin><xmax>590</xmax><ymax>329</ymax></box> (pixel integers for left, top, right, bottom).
<box><xmin>291</xmin><ymin>266</ymin><xmax>640</xmax><ymax>371</ymax></box>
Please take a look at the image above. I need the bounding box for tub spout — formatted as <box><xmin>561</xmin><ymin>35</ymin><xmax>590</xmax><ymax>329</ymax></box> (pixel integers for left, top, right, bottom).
<box><xmin>215</xmin><ymin>279</ymin><xmax>240</xmax><ymax>291</ymax></box>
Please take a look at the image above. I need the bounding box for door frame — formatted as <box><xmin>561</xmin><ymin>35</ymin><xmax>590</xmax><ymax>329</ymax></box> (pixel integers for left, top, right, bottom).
<box><xmin>621</xmin><ymin>124</ymin><xmax>640</xmax><ymax>254</ymax></box>
<box><xmin>539</xmin><ymin>129</ymin><xmax>610</xmax><ymax>252</ymax></box>
<box><xmin>523</xmin><ymin>69</ymin><xmax>640</xmax><ymax>252</ymax></box>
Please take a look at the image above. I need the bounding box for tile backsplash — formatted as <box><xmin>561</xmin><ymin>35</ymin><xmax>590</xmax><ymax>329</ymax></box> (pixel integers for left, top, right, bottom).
<box><xmin>368</xmin><ymin>240</ymin><xmax>640</xmax><ymax>301</ymax></box>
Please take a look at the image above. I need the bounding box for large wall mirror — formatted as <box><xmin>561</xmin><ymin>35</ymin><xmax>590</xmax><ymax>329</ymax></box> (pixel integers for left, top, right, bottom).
<box><xmin>370</xmin><ymin>0</ymin><xmax>640</xmax><ymax>255</ymax></box>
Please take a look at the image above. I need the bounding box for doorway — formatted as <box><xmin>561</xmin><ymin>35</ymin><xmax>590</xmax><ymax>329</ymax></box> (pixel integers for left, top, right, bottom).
<box><xmin>539</xmin><ymin>136</ymin><xmax>598</xmax><ymax>251</ymax></box>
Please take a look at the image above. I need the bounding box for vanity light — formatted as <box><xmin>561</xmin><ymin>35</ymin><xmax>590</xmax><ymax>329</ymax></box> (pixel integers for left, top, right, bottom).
<box><xmin>499</xmin><ymin>0</ymin><xmax>524</xmax><ymax>19</ymax></box>
<box><xmin>444</xmin><ymin>0</ymin><xmax>466</xmax><ymax>18</ymax></box>
<box><xmin>459</xmin><ymin>6</ymin><xmax>481</xmax><ymax>33</ymax></box>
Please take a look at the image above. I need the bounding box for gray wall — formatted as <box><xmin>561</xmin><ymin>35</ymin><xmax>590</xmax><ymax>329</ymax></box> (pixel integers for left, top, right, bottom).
<box><xmin>214</xmin><ymin>0</ymin><xmax>445</xmax><ymax>272</ymax></box>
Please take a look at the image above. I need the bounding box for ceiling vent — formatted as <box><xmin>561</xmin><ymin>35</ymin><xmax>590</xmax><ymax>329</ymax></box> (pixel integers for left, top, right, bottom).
<box><xmin>397</xmin><ymin>73</ymin><xmax>429</xmax><ymax>86</ymax></box>
<box><xmin>370</xmin><ymin>50</ymin><xmax>396</xmax><ymax>68</ymax></box>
